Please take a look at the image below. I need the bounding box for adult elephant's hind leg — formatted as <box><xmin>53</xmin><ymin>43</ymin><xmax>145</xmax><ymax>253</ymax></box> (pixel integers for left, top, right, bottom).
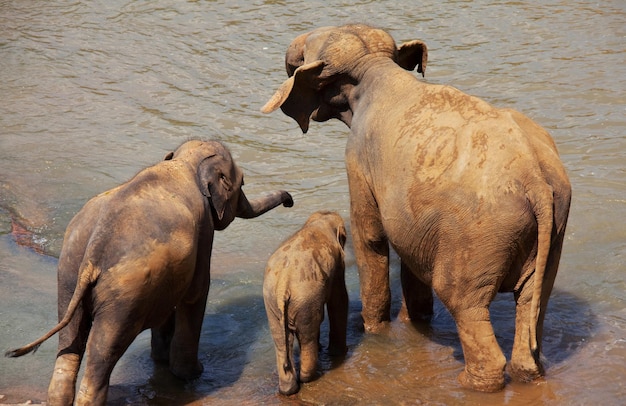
<box><xmin>453</xmin><ymin>306</ymin><xmax>507</xmax><ymax>392</ymax></box>
<box><xmin>434</xmin><ymin>258</ymin><xmax>506</xmax><ymax>392</ymax></box>
<box><xmin>510</xmin><ymin>277</ymin><xmax>543</xmax><ymax>382</ymax></box>
<box><xmin>510</xmin><ymin>233</ymin><xmax>563</xmax><ymax>382</ymax></box>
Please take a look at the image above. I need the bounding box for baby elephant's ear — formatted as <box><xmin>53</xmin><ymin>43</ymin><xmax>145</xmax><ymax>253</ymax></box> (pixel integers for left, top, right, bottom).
<box><xmin>207</xmin><ymin>173</ymin><xmax>233</xmax><ymax>221</ymax></box>
<box><xmin>337</xmin><ymin>224</ymin><xmax>347</xmax><ymax>248</ymax></box>
<box><xmin>397</xmin><ymin>40</ymin><xmax>428</xmax><ymax>77</ymax></box>
<box><xmin>196</xmin><ymin>155</ymin><xmax>232</xmax><ymax>221</ymax></box>
<box><xmin>261</xmin><ymin>60</ymin><xmax>326</xmax><ymax>134</ymax></box>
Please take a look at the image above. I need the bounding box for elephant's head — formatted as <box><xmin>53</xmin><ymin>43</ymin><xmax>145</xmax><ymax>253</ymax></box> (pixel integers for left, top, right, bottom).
<box><xmin>261</xmin><ymin>24</ymin><xmax>428</xmax><ymax>132</ymax></box>
<box><xmin>166</xmin><ymin>140</ymin><xmax>244</xmax><ymax>230</ymax></box>
<box><xmin>167</xmin><ymin>140</ymin><xmax>293</xmax><ymax>231</ymax></box>
<box><xmin>306</xmin><ymin>211</ymin><xmax>347</xmax><ymax>249</ymax></box>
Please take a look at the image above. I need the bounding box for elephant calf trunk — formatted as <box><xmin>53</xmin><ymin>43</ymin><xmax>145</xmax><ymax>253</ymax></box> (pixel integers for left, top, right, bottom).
<box><xmin>237</xmin><ymin>191</ymin><xmax>293</xmax><ymax>219</ymax></box>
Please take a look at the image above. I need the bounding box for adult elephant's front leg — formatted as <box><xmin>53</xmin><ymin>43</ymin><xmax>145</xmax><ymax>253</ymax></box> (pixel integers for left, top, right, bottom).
<box><xmin>347</xmin><ymin>168</ymin><xmax>390</xmax><ymax>332</ymax></box>
<box><xmin>399</xmin><ymin>261</ymin><xmax>434</xmax><ymax>323</ymax></box>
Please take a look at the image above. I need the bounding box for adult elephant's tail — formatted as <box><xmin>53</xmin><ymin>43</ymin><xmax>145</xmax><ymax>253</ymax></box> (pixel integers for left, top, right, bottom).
<box><xmin>5</xmin><ymin>260</ymin><xmax>99</xmax><ymax>358</ymax></box>
<box><xmin>526</xmin><ymin>183</ymin><xmax>554</xmax><ymax>354</ymax></box>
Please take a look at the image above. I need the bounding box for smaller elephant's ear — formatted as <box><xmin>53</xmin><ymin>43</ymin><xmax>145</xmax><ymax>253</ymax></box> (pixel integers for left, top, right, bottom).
<box><xmin>164</xmin><ymin>152</ymin><xmax>174</xmax><ymax>160</ymax></box>
<box><xmin>337</xmin><ymin>224</ymin><xmax>347</xmax><ymax>248</ymax></box>
<box><xmin>397</xmin><ymin>40</ymin><xmax>428</xmax><ymax>77</ymax></box>
<box><xmin>207</xmin><ymin>175</ymin><xmax>232</xmax><ymax>221</ymax></box>
<box><xmin>198</xmin><ymin>155</ymin><xmax>232</xmax><ymax>221</ymax></box>
<box><xmin>261</xmin><ymin>60</ymin><xmax>326</xmax><ymax>133</ymax></box>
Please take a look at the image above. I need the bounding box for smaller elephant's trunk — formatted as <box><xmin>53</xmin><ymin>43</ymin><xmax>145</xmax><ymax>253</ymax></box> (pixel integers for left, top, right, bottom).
<box><xmin>236</xmin><ymin>190</ymin><xmax>293</xmax><ymax>219</ymax></box>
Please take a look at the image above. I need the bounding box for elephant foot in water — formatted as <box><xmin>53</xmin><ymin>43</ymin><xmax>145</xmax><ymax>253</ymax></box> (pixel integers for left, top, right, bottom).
<box><xmin>363</xmin><ymin>320</ymin><xmax>390</xmax><ymax>334</ymax></box>
<box><xmin>458</xmin><ymin>368</ymin><xmax>506</xmax><ymax>393</ymax></box>
<box><xmin>508</xmin><ymin>361</ymin><xmax>545</xmax><ymax>383</ymax></box>
<box><xmin>171</xmin><ymin>362</ymin><xmax>203</xmax><ymax>381</ymax></box>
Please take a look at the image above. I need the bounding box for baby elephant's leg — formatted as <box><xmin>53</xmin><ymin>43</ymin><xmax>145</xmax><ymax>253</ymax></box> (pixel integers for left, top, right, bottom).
<box><xmin>266</xmin><ymin>306</ymin><xmax>298</xmax><ymax>395</ymax></box>
<box><xmin>298</xmin><ymin>334</ymin><xmax>319</xmax><ymax>383</ymax></box>
<box><xmin>297</xmin><ymin>307</ymin><xmax>324</xmax><ymax>383</ymax></box>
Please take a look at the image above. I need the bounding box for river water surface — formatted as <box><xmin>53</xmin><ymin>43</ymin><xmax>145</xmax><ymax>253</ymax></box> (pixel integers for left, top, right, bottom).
<box><xmin>1</xmin><ymin>1</ymin><xmax>624</xmax><ymax>405</ymax></box>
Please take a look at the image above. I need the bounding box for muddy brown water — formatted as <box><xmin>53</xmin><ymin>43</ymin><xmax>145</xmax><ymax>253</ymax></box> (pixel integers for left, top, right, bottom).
<box><xmin>1</xmin><ymin>1</ymin><xmax>624</xmax><ymax>405</ymax></box>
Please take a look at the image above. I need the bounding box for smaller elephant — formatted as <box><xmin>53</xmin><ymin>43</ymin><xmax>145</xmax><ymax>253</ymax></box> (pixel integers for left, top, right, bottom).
<box><xmin>263</xmin><ymin>211</ymin><xmax>348</xmax><ymax>395</ymax></box>
<box><xmin>5</xmin><ymin>139</ymin><xmax>293</xmax><ymax>406</ymax></box>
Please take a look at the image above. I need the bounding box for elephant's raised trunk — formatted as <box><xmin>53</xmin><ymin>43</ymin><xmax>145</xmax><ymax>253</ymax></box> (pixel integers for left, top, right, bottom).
<box><xmin>236</xmin><ymin>190</ymin><xmax>294</xmax><ymax>219</ymax></box>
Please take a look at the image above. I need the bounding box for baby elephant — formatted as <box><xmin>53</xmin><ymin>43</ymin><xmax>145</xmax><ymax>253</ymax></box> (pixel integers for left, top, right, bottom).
<box><xmin>263</xmin><ymin>211</ymin><xmax>348</xmax><ymax>395</ymax></box>
<box><xmin>5</xmin><ymin>139</ymin><xmax>293</xmax><ymax>406</ymax></box>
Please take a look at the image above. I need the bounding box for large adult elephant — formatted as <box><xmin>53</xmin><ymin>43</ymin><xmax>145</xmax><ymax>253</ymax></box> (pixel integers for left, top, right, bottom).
<box><xmin>5</xmin><ymin>139</ymin><xmax>293</xmax><ymax>405</ymax></box>
<box><xmin>262</xmin><ymin>24</ymin><xmax>571</xmax><ymax>392</ymax></box>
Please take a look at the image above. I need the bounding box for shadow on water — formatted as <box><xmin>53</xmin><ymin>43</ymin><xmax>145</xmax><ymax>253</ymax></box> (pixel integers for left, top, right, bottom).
<box><xmin>315</xmin><ymin>298</ymin><xmax>366</xmax><ymax>374</ymax></box>
<box><xmin>106</xmin><ymin>293</ymin><xmax>272</xmax><ymax>405</ymax></box>
<box><xmin>0</xmin><ymin>226</ymin><xmax>600</xmax><ymax>405</ymax></box>
<box><xmin>401</xmin><ymin>287</ymin><xmax>598</xmax><ymax>374</ymax></box>
<box><xmin>200</xmin><ymin>295</ymin><xmax>267</xmax><ymax>392</ymax></box>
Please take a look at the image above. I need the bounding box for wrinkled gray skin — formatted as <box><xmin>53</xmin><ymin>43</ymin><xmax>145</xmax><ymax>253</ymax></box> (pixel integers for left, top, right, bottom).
<box><xmin>263</xmin><ymin>211</ymin><xmax>348</xmax><ymax>395</ymax></box>
<box><xmin>5</xmin><ymin>140</ymin><xmax>294</xmax><ymax>406</ymax></box>
<box><xmin>262</xmin><ymin>24</ymin><xmax>571</xmax><ymax>392</ymax></box>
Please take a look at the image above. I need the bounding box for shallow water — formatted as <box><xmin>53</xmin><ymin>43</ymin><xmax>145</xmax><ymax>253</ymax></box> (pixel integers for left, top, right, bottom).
<box><xmin>1</xmin><ymin>1</ymin><xmax>624</xmax><ymax>405</ymax></box>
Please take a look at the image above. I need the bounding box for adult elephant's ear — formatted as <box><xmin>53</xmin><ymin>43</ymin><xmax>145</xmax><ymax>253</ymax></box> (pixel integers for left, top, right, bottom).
<box><xmin>397</xmin><ymin>40</ymin><xmax>428</xmax><ymax>77</ymax></box>
<box><xmin>261</xmin><ymin>60</ymin><xmax>326</xmax><ymax>133</ymax></box>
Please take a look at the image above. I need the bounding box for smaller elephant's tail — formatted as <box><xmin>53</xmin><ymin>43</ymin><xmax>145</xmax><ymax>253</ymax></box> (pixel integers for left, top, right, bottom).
<box><xmin>526</xmin><ymin>184</ymin><xmax>554</xmax><ymax>355</ymax></box>
<box><xmin>5</xmin><ymin>261</ymin><xmax>99</xmax><ymax>358</ymax></box>
<box><xmin>281</xmin><ymin>291</ymin><xmax>293</xmax><ymax>374</ymax></box>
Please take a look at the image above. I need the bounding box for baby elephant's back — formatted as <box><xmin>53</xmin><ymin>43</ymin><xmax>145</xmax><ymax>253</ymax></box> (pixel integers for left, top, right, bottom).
<box><xmin>264</xmin><ymin>212</ymin><xmax>346</xmax><ymax>304</ymax></box>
